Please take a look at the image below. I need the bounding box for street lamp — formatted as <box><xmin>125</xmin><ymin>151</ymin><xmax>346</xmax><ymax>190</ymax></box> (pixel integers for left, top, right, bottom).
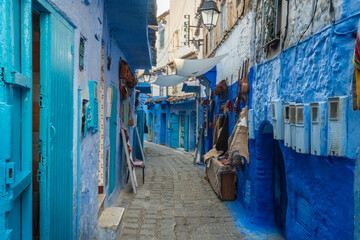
<box><xmin>143</xmin><ymin>69</ymin><xmax>151</xmax><ymax>83</ymax></box>
<box><xmin>199</xmin><ymin>0</ymin><xmax>221</xmax><ymax>31</ymax></box>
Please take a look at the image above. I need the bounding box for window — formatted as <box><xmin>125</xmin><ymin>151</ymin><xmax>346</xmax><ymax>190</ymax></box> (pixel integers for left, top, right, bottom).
<box><xmin>261</xmin><ymin>0</ymin><xmax>281</xmax><ymax>47</ymax></box>
<box><xmin>159</xmin><ymin>29</ymin><xmax>165</xmax><ymax>49</ymax></box>
<box><xmin>296</xmin><ymin>107</ymin><xmax>304</xmax><ymax>125</ymax></box>
<box><xmin>79</xmin><ymin>35</ymin><xmax>86</xmax><ymax>71</ymax></box>
<box><xmin>311</xmin><ymin>105</ymin><xmax>319</xmax><ymax>123</ymax></box>
<box><xmin>285</xmin><ymin>106</ymin><xmax>290</xmax><ymax>122</ymax></box>
<box><xmin>236</xmin><ymin>0</ymin><xmax>241</xmax><ymax>7</ymax></box>
<box><xmin>289</xmin><ymin>106</ymin><xmax>296</xmax><ymax>124</ymax></box>
<box><xmin>329</xmin><ymin>101</ymin><xmax>339</xmax><ymax>120</ymax></box>
<box><xmin>160</xmin><ymin>87</ymin><xmax>164</xmax><ymax>96</ymax></box>
<box><xmin>220</xmin><ymin>1</ymin><xmax>227</xmax><ymax>35</ymax></box>
<box><xmin>210</xmin><ymin>29</ymin><xmax>214</xmax><ymax>50</ymax></box>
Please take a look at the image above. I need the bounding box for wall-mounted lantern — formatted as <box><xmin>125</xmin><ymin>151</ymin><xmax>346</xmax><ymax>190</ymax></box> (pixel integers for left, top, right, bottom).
<box><xmin>199</xmin><ymin>0</ymin><xmax>221</xmax><ymax>31</ymax></box>
<box><xmin>143</xmin><ymin>69</ymin><xmax>151</xmax><ymax>83</ymax></box>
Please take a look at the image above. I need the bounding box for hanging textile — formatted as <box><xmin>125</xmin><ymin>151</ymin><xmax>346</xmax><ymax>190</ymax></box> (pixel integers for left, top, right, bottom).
<box><xmin>212</xmin><ymin>115</ymin><xmax>222</xmax><ymax>146</ymax></box>
<box><xmin>352</xmin><ymin>20</ymin><xmax>360</xmax><ymax>110</ymax></box>
<box><xmin>119</xmin><ymin>58</ymin><xmax>137</xmax><ymax>88</ymax></box>
<box><xmin>228</xmin><ymin>125</ymin><xmax>249</xmax><ymax>164</ymax></box>
<box><xmin>215</xmin><ymin>114</ymin><xmax>229</xmax><ymax>153</ymax></box>
<box><xmin>144</xmin><ymin>117</ymin><xmax>148</xmax><ymax>134</ymax></box>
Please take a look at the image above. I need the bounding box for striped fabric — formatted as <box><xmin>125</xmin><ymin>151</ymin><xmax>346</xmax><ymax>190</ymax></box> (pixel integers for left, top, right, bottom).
<box><xmin>352</xmin><ymin>20</ymin><xmax>360</xmax><ymax>110</ymax></box>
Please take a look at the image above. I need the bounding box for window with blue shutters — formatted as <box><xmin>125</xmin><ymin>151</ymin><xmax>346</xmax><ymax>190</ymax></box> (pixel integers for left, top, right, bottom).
<box><xmin>261</xmin><ymin>0</ymin><xmax>281</xmax><ymax>48</ymax></box>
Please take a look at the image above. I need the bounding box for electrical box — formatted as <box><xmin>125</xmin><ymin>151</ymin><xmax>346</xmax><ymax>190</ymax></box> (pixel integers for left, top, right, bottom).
<box><xmin>248</xmin><ymin>109</ymin><xmax>255</xmax><ymax>139</ymax></box>
<box><xmin>289</xmin><ymin>103</ymin><xmax>297</xmax><ymax>151</ymax></box>
<box><xmin>310</xmin><ymin>102</ymin><xmax>327</xmax><ymax>156</ymax></box>
<box><xmin>283</xmin><ymin>103</ymin><xmax>292</xmax><ymax>147</ymax></box>
<box><xmin>88</xmin><ymin>81</ymin><xmax>99</xmax><ymax>132</ymax></box>
<box><xmin>295</xmin><ymin>103</ymin><xmax>310</xmax><ymax>154</ymax></box>
<box><xmin>327</xmin><ymin>96</ymin><xmax>348</xmax><ymax>156</ymax></box>
<box><xmin>271</xmin><ymin>99</ymin><xmax>283</xmax><ymax>140</ymax></box>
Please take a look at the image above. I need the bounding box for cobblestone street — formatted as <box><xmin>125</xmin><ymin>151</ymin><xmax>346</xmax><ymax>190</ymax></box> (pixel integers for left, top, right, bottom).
<box><xmin>117</xmin><ymin>142</ymin><xmax>244</xmax><ymax>240</ymax></box>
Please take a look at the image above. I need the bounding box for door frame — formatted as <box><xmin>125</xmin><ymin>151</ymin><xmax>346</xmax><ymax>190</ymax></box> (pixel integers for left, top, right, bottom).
<box><xmin>33</xmin><ymin>1</ymin><xmax>75</xmax><ymax>239</ymax></box>
<box><xmin>108</xmin><ymin>85</ymin><xmax>118</xmax><ymax>195</ymax></box>
<box><xmin>0</xmin><ymin>0</ymin><xmax>32</xmax><ymax>239</ymax></box>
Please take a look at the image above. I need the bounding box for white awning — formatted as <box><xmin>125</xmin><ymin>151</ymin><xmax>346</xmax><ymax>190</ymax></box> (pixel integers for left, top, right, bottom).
<box><xmin>174</xmin><ymin>54</ymin><xmax>226</xmax><ymax>78</ymax></box>
<box><xmin>152</xmin><ymin>75</ymin><xmax>188</xmax><ymax>87</ymax></box>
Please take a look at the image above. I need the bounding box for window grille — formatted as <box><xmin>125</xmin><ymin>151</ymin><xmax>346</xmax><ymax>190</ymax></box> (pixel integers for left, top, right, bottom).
<box><xmin>289</xmin><ymin>106</ymin><xmax>296</xmax><ymax>123</ymax></box>
<box><xmin>261</xmin><ymin>0</ymin><xmax>280</xmax><ymax>48</ymax></box>
<box><xmin>296</xmin><ymin>107</ymin><xmax>304</xmax><ymax>125</ymax></box>
<box><xmin>79</xmin><ymin>36</ymin><xmax>86</xmax><ymax>71</ymax></box>
<box><xmin>329</xmin><ymin>102</ymin><xmax>339</xmax><ymax>120</ymax></box>
<box><xmin>285</xmin><ymin>106</ymin><xmax>290</xmax><ymax>122</ymax></box>
<box><xmin>311</xmin><ymin>105</ymin><xmax>319</xmax><ymax>123</ymax></box>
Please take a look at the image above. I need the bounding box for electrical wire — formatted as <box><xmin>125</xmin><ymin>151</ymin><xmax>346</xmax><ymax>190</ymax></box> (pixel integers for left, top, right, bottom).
<box><xmin>298</xmin><ymin>0</ymin><xmax>319</xmax><ymax>43</ymax></box>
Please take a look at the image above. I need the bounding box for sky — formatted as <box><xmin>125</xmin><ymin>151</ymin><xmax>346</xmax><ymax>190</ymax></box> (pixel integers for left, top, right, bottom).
<box><xmin>157</xmin><ymin>0</ymin><xmax>170</xmax><ymax>16</ymax></box>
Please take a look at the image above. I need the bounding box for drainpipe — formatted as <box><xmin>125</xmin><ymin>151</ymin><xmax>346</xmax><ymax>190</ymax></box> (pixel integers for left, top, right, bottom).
<box><xmin>77</xmin><ymin>88</ymin><xmax>82</xmax><ymax>239</ymax></box>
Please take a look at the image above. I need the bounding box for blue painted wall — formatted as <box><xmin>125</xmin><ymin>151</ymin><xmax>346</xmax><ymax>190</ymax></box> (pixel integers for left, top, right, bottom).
<box><xmin>239</xmin><ymin>14</ymin><xmax>360</xmax><ymax>240</ymax></box>
<box><xmin>199</xmin><ymin>9</ymin><xmax>360</xmax><ymax>240</ymax></box>
<box><xmin>144</xmin><ymin>98</ymin><xmax>196</xmax><ymax>151</ymax></box>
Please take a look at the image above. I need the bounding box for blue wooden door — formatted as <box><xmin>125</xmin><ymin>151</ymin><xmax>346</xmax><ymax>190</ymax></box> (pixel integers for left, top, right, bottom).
<box><xmin>38</xmin><ymin>12</ymin><xmax>74</xmax><ymax>240</ymax></box>
<box><xmin>184</xmin><ymin>115</ymin><xmax>189</xmax><ymax>151</ymax></box>
<box><xmin>109</xmin><ymin>85</ymin><xmax>117</xmax><ymax>194</ymax></box>
<box><xmin>0</xmin><ymin>0</ymin><xmax>33</xmax><ymax>239</ymax></box>
<box><xmin>171</xmin><ymin>115</ymin><xmax>179</xmax><ymax>148</ymax></box>
<box><xmin>160</xmin><ymin>113</ymin><xmax>166</xmax><ymax>144</ymax></box>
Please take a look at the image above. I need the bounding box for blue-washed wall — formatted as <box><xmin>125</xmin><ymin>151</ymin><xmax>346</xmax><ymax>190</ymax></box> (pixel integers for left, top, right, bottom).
<box><xmin>239</xmin><ymin>13</ymin><xmax>360</xmax><ymax>240</ymax></box>
<box><xmin>102</xmin><ymin>32</ymin><xmax>134</xmax><ymax>210</ymax></box>
<box><xmin>144</xmin><ymin>99</ymin><xmax>197</xmax><ymax>150</ymax></box>
<box><xmin>47</xmin><ymin>0</ymin><xmax>138</xmax><ymax>237</ymax></box>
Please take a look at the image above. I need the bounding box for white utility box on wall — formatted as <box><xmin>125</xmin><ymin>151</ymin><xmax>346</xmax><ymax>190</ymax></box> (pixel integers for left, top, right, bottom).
<box><xmin>327</xmin><ymin>96</ymin><xmax>348</xmax><ymax>157</ymax></box>
<box><xmin>248</xmin><ymin>109</ymin><xmax>255</xmax><ymax>139</ymax></box>
<box><xmin>310</xmin><ymin>102</ymin><xmax>327</xmax><ymax>156</ymax></box>
<box><xmin>295</xmin><ymin>103</ymin><xmax>310</xmax><ymax>154</ymax></box>
<box><xmin>290</xmin><ymin>103</ymin><xmax>297</xmax><ymax>151</ymax></box>
<box><xmin>271</xmin><ymin>99</ymin><xmax>284</xmax><ymax>140</ymax></box>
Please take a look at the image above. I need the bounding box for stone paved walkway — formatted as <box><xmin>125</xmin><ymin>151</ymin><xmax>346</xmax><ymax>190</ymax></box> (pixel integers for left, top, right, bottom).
<box><xmin>117</xmin><ymin>143</ymin><xmax>271</xmax><ymax>240</ymax></box>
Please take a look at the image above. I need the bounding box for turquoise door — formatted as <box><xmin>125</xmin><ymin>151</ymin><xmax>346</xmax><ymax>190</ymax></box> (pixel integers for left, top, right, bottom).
<box><xmin>37</xmin><ymin>8</ymin><xmax>74</xmax><ymax>239</ymax></box>
<box><xmin>0</xmin><ymin>0</ymin><xmax>33</xmax><ymax>239</ymax></box>
<box><xmin>171</xmin><ymin>115</ymin><xmax>179</xmax><ymax>148</ymax></box>
<box><xmin>184</xmin><ymin>115</ymin><xmax>189</xmax><ymax>151</ymax></box>
<box><xmin>109</xmin><ymin>85</ymin><xmax>117</xmax><ymax>194</ymax></box>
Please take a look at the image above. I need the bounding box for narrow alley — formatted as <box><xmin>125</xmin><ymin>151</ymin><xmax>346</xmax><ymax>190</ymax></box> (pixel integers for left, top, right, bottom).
<box><xmin>2</xmin><ymin>0</ymin><xmax>360</xmax><ymax>239</ymax></box>
<box><xmin>116</xmin><ymin>143</ymin><xmax>283</xmax><ymax>240</ymax></box>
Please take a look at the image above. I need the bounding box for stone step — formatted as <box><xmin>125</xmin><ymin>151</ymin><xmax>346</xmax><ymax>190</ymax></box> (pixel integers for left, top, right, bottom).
<box><xmin>98</xmin><ymin>207</ymin><xmax>125</xmax><ymax>240</ymax></box>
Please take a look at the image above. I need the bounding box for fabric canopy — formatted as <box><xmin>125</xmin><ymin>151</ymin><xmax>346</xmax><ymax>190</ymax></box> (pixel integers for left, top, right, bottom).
<box><xmin>174</xmin><ymin>54</ymin><xmax>226</xmax><ymax>78</ymax></box>
<box><xmin>152</xmin><ymin>75</ymin><xmax>187</xmax><ymax>87</ymax></box>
